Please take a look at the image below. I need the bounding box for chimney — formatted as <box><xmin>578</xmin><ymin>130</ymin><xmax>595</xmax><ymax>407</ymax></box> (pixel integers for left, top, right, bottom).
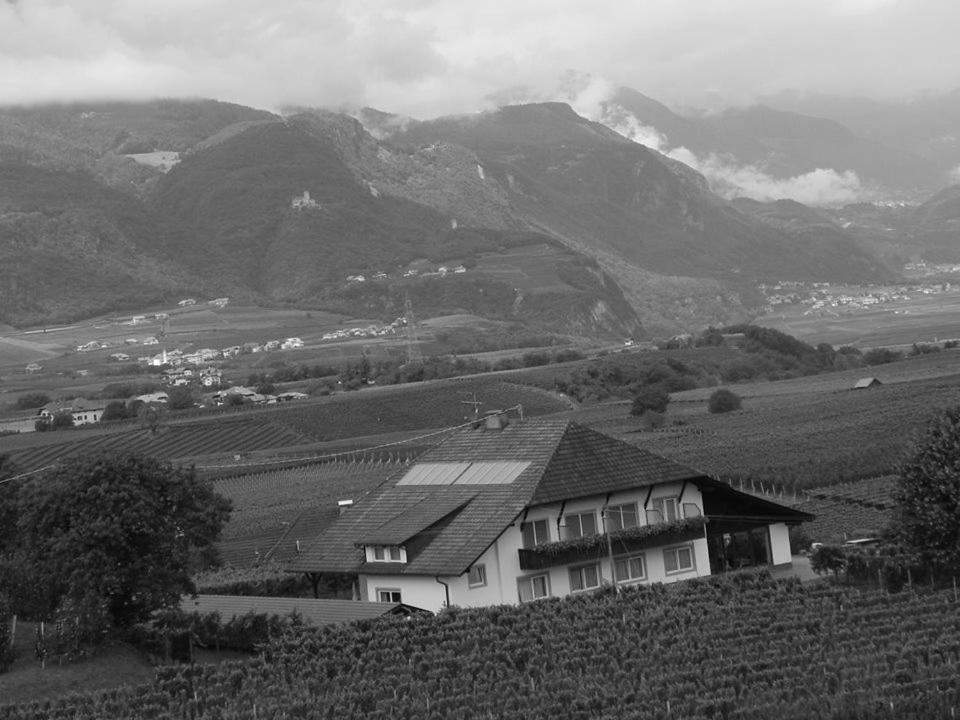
<box><xmin>484</xmin><ymin>410</ymin><xmax>508</xmax><ymax>431</ymax></box>
<box><xmin>338</xmin><ymin>499</ymin><xmax>354</xmax><ymax>516</ymax></box>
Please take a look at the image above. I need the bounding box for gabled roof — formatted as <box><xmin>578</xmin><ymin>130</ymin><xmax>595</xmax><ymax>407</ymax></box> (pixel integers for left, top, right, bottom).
<box><xmin>288</xmin><ymin>419</ymin><xmax>709</xmax><ymax>577</ymax></box>
<box><xmin>853</xmin><ymin>377</ymin><xmax>882</xmax><ymax>388</ymax></box>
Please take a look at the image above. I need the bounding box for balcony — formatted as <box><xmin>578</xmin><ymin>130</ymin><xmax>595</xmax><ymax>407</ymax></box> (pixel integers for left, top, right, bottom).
<box><xmin>517</xmin><ymin>516</ymin><xmax>707</xmax><ymax>571</ymax></box>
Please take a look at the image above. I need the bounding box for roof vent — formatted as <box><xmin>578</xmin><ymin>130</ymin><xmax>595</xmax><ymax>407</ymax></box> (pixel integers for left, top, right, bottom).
<box><xmin>484</xmin><ymin>410</ymin><xmax>508</xmax><ymax>431</ymax></box>
<box><xmin>337</xmin><ymin>499</ymin><xmax>354</xmax><ymax>516</ymax></box>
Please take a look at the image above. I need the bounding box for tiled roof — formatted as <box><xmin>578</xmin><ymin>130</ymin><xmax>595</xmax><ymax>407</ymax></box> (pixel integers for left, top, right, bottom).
<box><xmin>287</xmin><ymin>419</ymin><xmax>712</xmax><ymax>577</ymax></box>
<box><xmin>180</xmin><ymin>595</ymin><xmax>403</xmax><ymax>626</ymax></box>
<box><xmin>531</xmin><ymin>422</ymin><xmax>705</xmax><ymax>505</ymax></box>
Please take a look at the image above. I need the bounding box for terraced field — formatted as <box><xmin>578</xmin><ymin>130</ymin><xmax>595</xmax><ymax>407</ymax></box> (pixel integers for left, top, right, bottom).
<box><xmin>3</xmin><ymin>419</ymin><xmax>313</xmax><ymax>473</ymax></box>
<box><xmin>577</xmin><ymin>372</ymin><xmax>960</xmax><ymax>490</ymax></box>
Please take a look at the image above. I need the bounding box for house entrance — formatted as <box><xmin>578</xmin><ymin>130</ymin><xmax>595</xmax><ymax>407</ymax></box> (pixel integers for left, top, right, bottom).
<box><xmin>707</xmin><ymin>526</ymin><xmax>771</xmax><ymax>573</ymax></box>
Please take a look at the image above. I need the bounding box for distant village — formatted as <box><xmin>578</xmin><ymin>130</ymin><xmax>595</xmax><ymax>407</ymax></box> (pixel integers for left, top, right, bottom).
<box><xmin>760</xmin><ymin>278</ymin><xmax>955</xmax><ymax>317</ymax></box>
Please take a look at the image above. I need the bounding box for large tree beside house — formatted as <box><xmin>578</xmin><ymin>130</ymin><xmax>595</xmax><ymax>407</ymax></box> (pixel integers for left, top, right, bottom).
<box><xmin>288</xmin><ymin>416</ymin><xmax>811</xmax><ymax>611</ymax></box>
<box><xmin>0</xmin><ymin>453</ymin><xmax>232</xmax><ymax>633</ymax></box>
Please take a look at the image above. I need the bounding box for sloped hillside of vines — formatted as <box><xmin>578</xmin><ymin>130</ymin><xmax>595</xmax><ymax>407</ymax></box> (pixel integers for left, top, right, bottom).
<box><xmin>4</xmin><ymin>419</ymin><xmax>312</xmax><ymax>473</ymax></box>
<box><xmin>270</xmin><ymin>378</ymin><xmax>572</xmax><ymax>441</ymax></box>
<box><xmin>3</xmin><ymin>574</ymin><xmax>960</xmax><ymax>719</ymax></box>
<box><xmin>623</xmin><ymin>373</ymin><xmax>960</xmax><ymax>490</ymax></box>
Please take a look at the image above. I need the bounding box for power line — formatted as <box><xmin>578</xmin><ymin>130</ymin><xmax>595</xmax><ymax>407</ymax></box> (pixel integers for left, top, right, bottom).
<box><xmin>0</xmin><ymin>464</ymin><xmax>60</xmax><ymax>485</ymax></box>
<box><xmin>194</xmin><ymin>405</ymin><xmax>524</xmax><ymax>472</ymax></box>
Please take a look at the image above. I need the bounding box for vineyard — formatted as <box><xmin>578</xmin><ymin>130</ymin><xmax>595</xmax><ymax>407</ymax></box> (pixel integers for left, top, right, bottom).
<box><xmin>3</xmin><ymin>419</ymin><xmax>313</xmax><ymax>473</ymax></box>
<box><xmin>213</xmin><ymin>460</ymin><xmax>403</xmax><ymax>568</ymax></box>
<box><xmin>602</xmin><ymin>373</ymin><xmax>960</xmax><ymax>490</ymax></box>
<box><xmin>3</xmin><ymin>573</ymin><xmax>960</xmax><ymax>718</ymax></box>
<box><xmin>267</xmin><ymin>378</ymin><xmax>573</xmax><ymax>440</ymax></box>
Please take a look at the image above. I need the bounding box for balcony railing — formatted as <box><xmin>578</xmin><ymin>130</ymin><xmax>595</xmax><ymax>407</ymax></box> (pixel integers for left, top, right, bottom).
<box><xmin>518</xmin><ymin>516</ymin><xmax>708</xmax><ymax>571</ymax></box>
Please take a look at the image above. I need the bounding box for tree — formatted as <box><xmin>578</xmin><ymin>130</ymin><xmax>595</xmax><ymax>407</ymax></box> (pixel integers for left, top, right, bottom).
<box><xmin>14</xmin><ymin>392</ymin><xmax>50</xmax><ymax>410</ymax></box>
<box><xmin>630</xmin><ymin>387</ymin><xmax>670</xmax><ymax>416</ymax></box>
<box><xmin>708</xmin><ymin>388</ymin><xmax>741</xmax><ymax>413</ymax></box>
<box><xmin>895</xmin><ymin>406</ymin><xmax>960</xmax><ymax>573</ymax></box>
<box><xmin>166</xmin><ymin>385</ymin><xmax>196</xmax><ymax>410</ymax></box>
<box><xmin>6</xmin><ymin>453</ymin><xmax>231</xmax><ymax>627</ymax></box>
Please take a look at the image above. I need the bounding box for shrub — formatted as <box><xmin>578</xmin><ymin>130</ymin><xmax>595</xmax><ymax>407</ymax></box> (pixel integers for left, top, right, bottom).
<box><xmin>862</xmin><ymin>347</ymin><xmax>903</xmax><ymax>365</ymax></box>
<box><xmin>708</xmin><ymin>388</ymin><xmax>741</xmax><ymax>414</ymax></box>
<box><xmin>630</xmin><ymin>388</ymin><xmax>670</xmax><ymax>416</ymax></box>
<box><xmin>810</xmin><ymin>544</ymin><xmax>846</xmax><ymax>576</ymax></box>
<box><xmin>14</xmin><ymin>392</ymin><xmax>49</xmax><ymax>410</ymax></box>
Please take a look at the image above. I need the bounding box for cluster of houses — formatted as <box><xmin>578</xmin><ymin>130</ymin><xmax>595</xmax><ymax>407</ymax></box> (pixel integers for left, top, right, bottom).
<box><xmin>760</xmin><ymin>280</ymin><xmax>953</xmax><ymax>317</ymax></box>
<box><xmin>346</xmin><ymin>264</ymin><xmax>468</xmax><ymax>285</ymax></box>
<box><xmin>321</xmin><ymin>324</ymin><xmax>398</xmax><ymax>342</ymax></box>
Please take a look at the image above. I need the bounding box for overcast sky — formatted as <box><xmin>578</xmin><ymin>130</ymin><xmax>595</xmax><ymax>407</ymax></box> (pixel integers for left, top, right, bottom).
<box><xmin>1</xmin><ymin>0</ymin><xmax>958</xmax><ymax>118</ymax></box>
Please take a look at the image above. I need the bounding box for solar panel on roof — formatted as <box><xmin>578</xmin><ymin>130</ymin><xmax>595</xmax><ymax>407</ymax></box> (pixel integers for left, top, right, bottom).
<box><xmin>454</xmin><ymin>461</ymin><xmax>530</xmax><ymax>485</ymax></box>
<box><xmin>396</xmin><ymin>461</ymin><xmax>530</xmax><ymax>486</ymax></box>
<box><xmin>396</xmin><ymin>462</ymin><xmax>470</xmax><ymax>485</ymax></box>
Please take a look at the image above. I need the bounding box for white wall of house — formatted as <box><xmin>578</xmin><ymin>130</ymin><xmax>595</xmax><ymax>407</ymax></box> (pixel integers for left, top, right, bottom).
<box><xmin>448</xmin><ymin>482</ymin><xmax>709</xmax><ymax>607</ymax></box>
<box><xmin>768</xmin><ymin>523</ymin><xmax>792</xmax><ymax>566</ymax></box>
<box><xmin>359</xmin><ymin>573</ymin><xmax>447</xmax><ymax>611</ymax></box>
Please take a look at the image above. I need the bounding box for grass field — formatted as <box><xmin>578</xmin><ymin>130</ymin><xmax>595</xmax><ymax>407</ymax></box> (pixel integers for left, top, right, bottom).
<box><xmin>756</xmin><ymin>289</ymin><xmax>960</xmax><ymax>347</ymax></box>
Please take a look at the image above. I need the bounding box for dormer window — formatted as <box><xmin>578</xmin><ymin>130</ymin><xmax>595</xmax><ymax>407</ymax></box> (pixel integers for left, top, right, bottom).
<box><xmin>365</xmin><ymin>545</ymin><xmax>407</xmax><ymax>563</ymax></box>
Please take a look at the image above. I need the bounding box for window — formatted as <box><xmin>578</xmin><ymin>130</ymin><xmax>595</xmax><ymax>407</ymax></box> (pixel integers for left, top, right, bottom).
<box><xmin>518</xmin><ymin>574</ymin><xmax>550</xmax><ymax>602</ymax></box>
<box><xmin>521</xmin><ymin>519</ymin><xmax>550</xmax><ymax>548</ymax></box>
<box><xmin>647</xmin><ymin>497</ymin><xmax>679</xmax><ymax>524</ymax></box>
<box><xmin>569</xmin><ymin>564</ymin><xmax>601</xmax><ymax>593</ymax></box>
<box><xmin>467</xmin><ymin>564</ymin><xmax>487</xmax><ymax>588</ymax></box>
<box><xmin>682</xmin><ymin>502</ymin><xmax>702</xmax><ymax>518</ymax></box>
<box><xmin>368</xmin><ymin>545</ymin><xmax>404</xmax><ymax>562</ymax></box>
<box><xmin>663</xmin><ymin>545</ymin><xmax>695</xmax><ymax>574</ymax></box>
<box><xmin>562</xmin><ymin>511</ymin><xmax>597</xmax><ymax>540</ymax></box>
<box><xmin>606</xmin><ymin>503</ymin><xmax>639</xmax><ymax>531</ymax></box>
<box><xmin>377</xmin><ymin>589</ymin><xmax>402</xmax><ymax>603</ymax></box>
<box><xmin>613</xmin><ymin>553</ymin><xmax>646</xmax><ymax>583</ymax></box>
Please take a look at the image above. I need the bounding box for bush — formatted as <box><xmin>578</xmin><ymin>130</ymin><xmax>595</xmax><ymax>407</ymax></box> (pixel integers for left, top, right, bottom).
<box><xmin>14</xmin><ymin>392</ymin><xmax>49</xmax><ymax>410</ymax></box>
<box><xmin>630</xmin><ymin>388</ymin><xmax>670</xmax><ymax>416</ymax></box>
<box><xmin>862</xmin><ymin>347</ymin><xmax>903</xmax><ymax>365</ymax></box>
<box><xmin>707</xmin><ymin>388</ymin><xmax>741</xmax><ymax>414</ymax></box>
<box><xmin>810</xmin><ymin>544</ymin><xmax>846</xmax><ymax>576</ymax></box>
<box><xmin>0</xmin><ymin>594</ymin><xmax>15</xmax><ymax>673</ymax></box>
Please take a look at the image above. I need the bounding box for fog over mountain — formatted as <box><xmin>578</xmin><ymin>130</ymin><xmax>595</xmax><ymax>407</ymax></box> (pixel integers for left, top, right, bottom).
<box><xmin>3</xmin><ymin>0</ymin><xmax>960</xmax><ymax>118</ymax></box>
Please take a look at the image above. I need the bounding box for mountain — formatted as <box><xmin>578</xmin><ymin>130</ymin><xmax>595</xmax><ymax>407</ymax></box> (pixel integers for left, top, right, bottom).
<box><xmin>588</xmin><ymin>86</ymin><xmax>941</xmax><ymax>201</ymax></box>
<box><xmin>761</xmin><ymin>90</ymin><xmax>960</xmax><ymax>183</ymax></box>
<box><xmin>0</xmin><ymin>164</ymin><xmax>202</xmax><ymax>325</ymax></box>
<box><xmin>0</xmin><ymin>96</ymin><xmax>905</xmax><ymax>335</ymax></box>
<box><xmin>386</xmin><ymin>102</ymin><xmax>891</xmax><ymax>282</ymax></box>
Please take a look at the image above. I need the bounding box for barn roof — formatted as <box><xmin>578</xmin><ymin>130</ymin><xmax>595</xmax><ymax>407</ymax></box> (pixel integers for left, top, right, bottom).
<box><xmin>288</xmin><ymin>418</ymin><xmax>710</xmax><ymax>577</ymax></box>
<box><xmin>853</xmin><ymin>377</ymin><xmax>882</xmax><ymax>388</ymax></box>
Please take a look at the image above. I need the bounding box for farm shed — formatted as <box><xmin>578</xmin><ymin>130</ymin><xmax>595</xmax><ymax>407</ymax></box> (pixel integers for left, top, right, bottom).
<box><xmin>180</xmin><ymin>595</ymin><xmax>422</xmax><ymax>626</ymax></box>
<box><xmin>288</xmin><ymin>417</ymin><xmax>812</xmax><ymax>612</ymax></box>
<box><xmin>853</xmin><ymin>377</ymin><xmax>883</xmax><ymax>389</ymax></box>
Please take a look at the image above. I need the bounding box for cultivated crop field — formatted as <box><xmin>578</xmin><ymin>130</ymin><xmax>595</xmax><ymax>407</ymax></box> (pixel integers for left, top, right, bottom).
<box><xmin>571</xmin><ymin>358</ymin><xmax>960</xmax><ymax>490</ymax></box>
<box><xmin>3</xmin><ymin>573</ymin><xmax>959</xmax><ymax>719</ymax></box>
<box><xmin>2</xmin><ymin>418</ymin><xmax>314</xmax><ymax>473</ymax></box>
<box><xmin>756</xmin><ymin>288</ymin><xmax>960</xmax><ymax>348</ymax></box>
<box><xmin>267</xmin><ymin>377</ymin><xmax>573</xmax><ymax>441</ymax></box>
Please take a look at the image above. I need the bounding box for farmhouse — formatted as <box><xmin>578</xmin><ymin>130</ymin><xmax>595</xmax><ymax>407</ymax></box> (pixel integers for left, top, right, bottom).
<box><xmin>37</xmin><ymin>401</ymin><xmax>106</xmax><ymax>425</ymax></box>
<box><xmin>289</xmin><ymin>416</ymin><xmax>811</xmax><ymax>612</ymax></box>
<box><xmin>853</xmin><ymin>377</ymin><xmax>883</xmax><ymax>389</ymax></box>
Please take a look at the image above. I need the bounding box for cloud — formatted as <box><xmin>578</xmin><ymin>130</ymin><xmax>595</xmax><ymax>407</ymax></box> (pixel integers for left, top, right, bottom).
<box><xmin>512</xmin><ymin>71</ymin><xmax>873</xmax><ymax>206</ymax></box>
<box><xmin>0</xmin><ymin>0</ymin><xmax>959</xmax><ymax>118</ymax></box>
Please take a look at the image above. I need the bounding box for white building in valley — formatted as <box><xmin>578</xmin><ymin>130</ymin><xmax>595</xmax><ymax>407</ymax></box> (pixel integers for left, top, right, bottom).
<box><xmin>289</xmin><ymin>416</ymin><xmax>811</xmax><ymax>612</ymax></box>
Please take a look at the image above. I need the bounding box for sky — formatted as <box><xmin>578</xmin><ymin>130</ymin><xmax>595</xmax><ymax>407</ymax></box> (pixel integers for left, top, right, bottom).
<box><xmin>1</xmin><ymin>0</ymin><xmax>959</xmax><ymax>119</ymax></box>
